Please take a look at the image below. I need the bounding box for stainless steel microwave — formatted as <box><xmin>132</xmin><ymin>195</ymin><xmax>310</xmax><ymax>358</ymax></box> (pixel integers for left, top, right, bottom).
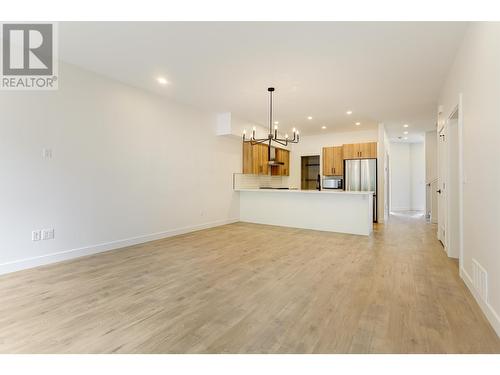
<box><xmin>323</xmin><ymin>177</ymin><xmax>343</xmax><ymax>189</ymax></box>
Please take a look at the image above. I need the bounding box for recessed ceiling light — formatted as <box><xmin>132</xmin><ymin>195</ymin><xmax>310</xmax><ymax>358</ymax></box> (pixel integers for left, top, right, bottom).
<box><xmin>404</xmin><ymin>137</ymin><xmax>408</xmax><ymax>140</ymax></box>
<box><xmin>346</xmin><ymin>111</ymin><xmax>353</xmax><ymax>115</ymax></box>
<box><xmin>403</xmin><ymin>124</ymin><xmax>409</xmax><ymax>128</ymax></box>
<box><xmin>274</xmin><ymin>121</ymin><xmax>279</xmax><ymax>125</ymax></box>
<box><xmin>404</xmin><ymin>131</ymin><xmax>409</xmax><ymax>135</ymax></box>
<box><xmin>355</xmin><ymin>122</ymin><xmax>361</xmax><ymax>126</ymax></box>
<box><xmin>321</xmin><ymin>126</ymin><xmax>327</xmax><ymax>130</ymax></box>
<box><xmin>157</xmin><ymin>77</ymin><xmax>168</xmax><ymax>85</ymax></box>
<box><xmin>307</xmin><ymin>116</ymin><xmax>313</xmax><ymax>120</ymax></box>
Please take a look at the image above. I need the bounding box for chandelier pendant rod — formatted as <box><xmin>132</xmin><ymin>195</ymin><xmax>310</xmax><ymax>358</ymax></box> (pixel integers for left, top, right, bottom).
<box><xmin>268</xmin><ymin>87</ymin><xmax>274</xmax><ymax>159</ymax></box>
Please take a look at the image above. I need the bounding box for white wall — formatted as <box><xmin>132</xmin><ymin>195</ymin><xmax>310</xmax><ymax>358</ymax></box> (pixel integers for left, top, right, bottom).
<box><xmin>438</xmin><ymin>22</ymin><xmax>500</xmax><ymax>335</ymax></box>
<box><xmin>378</xmin><ymin>124</ymin><xmax>391</xmax><ymax>223</ymax></box>
<box><xmin>425</xmin><ymin>130</ymin><xmax>438</xmax><ymax>182</ymax></box>
<box><xmin>410</xmin><ymin>143</ymin><xmax>425</xmax><ymax>211</ymax></box>
<box><xmin>0</xmin><ymin>63</ymin><xmax>241</xmax><ymax>274</ymax></box>
<box><xmin>390</xmin><ymin>143</ymin><xmax>411</xmax><ymax>211</ymax></box>
<box><xmin>390</xmin><ymin>142</ymin><xmax>425</xmax><ymax>211</ymax></box>
<box><xmin>289</xmin><ymin>129</ymin><xmax>379</xmax><ymax>189</ymax></box>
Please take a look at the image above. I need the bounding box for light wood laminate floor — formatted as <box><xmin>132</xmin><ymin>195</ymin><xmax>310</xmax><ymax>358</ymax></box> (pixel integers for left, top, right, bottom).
<box><xmin>0</xmin><ymin>212</ymin><xmax>499</xmax><ymax>353</ymax></box>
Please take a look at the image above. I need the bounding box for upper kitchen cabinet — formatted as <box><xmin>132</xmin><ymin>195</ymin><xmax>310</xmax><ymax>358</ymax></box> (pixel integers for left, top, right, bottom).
<box><xmin>271</xmin><ymin>148</ymin><xmax>290</xmax><ymax>176</ymax></box>
<box><xmin>359</xmin><ymin>142</ymin><xmax>377</xmax><ymax>158</ymax></box>
<box><xmin>322</xmin><ymin>147</ymin><xmax>334</xmax><ymax>175</ymax></box>
<box><xmin>257</xmin><ymin>143</ymin><xmax>269</xmax><ymax>175</ymax></box>
<box><xmin>342</xmin><ymin>143</ymin><xmax>360</xmax><ymax>159</ymax></box>
<box><xmin>242</xmin><ymin>142</ymin><xmax>254</xmax><ymax>174</ymax></box>
<box><xmin>322</xmin><ymin>146</ymin><xmax>343</xmax><ymax>176</ymax></box>
<box><xmin>242</xmin><ymin>142</ymin><xmax>269</xmax><ymax>175</ymax></box>
<box><xmin>343</xmin><ymin>142</ymin><xmax>377</xmax><ymax>159</ymax></box>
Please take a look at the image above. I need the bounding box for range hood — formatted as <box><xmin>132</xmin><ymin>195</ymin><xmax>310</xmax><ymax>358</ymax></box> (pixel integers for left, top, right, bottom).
<box><xmin>268</xmin><ymin>146</ymin><xmax>284</xmax><ymax>166</ymax></box>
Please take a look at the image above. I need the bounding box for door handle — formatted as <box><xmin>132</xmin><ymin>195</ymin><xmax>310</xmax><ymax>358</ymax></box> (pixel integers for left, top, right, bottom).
<box><xmin>437</xmin><ymin>189</ymin><xmax>442</xmax><ymax>194</ymax></box>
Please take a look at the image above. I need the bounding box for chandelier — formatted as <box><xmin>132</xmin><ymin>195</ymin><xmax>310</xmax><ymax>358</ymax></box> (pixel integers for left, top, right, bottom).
<box><xmin>243</xmin><ymin>87</ymin><xmax>299</xmax><ymax>146</ymax></box>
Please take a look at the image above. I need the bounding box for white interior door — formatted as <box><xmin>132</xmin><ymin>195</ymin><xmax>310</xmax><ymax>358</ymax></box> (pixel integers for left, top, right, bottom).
<box><xmin>437</xmin><ymin>124</ymin><xmax>448</xmax><ymax>248</ymax></box>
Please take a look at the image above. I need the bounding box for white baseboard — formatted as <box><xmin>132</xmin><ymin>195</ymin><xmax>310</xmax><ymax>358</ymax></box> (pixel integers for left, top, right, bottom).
<box><xmin>460</xmin><ymin>267</ymin><xmax>500</xmax><ymax>337</ymax></box>
<box><xmin>391</xmin><ymin>208</ymin><xmax>425</xmax><ymax>213</ymax></box>
<box><xmin>0</xmin><ymin>218</ymin><xmax>239</xmax><ymax>276</ymax></box>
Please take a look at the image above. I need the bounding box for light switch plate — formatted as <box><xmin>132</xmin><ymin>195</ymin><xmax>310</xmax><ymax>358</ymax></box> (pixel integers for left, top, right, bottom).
<box><xmin>32</xmin><ymin>230</ymin><xmax>41</xmax><ymax>241</ymax></box>
<box><xmin>42</xmin><ymin>148</ymin><xmax>52</xmax><ymax>159</ymax></box>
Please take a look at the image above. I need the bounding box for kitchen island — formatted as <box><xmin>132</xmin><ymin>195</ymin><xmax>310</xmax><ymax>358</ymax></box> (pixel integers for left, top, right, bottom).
<box><xmin>236</xmin><ymin>189</ymin><xmax>373</xmax><ymax>236</ymax></box>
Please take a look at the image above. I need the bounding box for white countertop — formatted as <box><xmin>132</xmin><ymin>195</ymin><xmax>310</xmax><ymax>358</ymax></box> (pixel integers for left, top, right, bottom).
<box><xmin>235</xmin><ymin>188</ymin><xmax>374</xmax><ymax>195</ymax></box>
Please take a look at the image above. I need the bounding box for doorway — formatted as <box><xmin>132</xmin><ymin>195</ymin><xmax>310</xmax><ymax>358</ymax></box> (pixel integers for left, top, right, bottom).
<box><xmin>301</xmin><ymin>155</ymin><xmax>320</xmax><ymax>190</ymax></box>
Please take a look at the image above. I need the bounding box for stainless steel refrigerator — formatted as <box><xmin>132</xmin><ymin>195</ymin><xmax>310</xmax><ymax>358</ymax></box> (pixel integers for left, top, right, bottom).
<box><xmin>344</xmin><ymin>159</ymin><xmax>377</xmax><ymax>222</ymax></box>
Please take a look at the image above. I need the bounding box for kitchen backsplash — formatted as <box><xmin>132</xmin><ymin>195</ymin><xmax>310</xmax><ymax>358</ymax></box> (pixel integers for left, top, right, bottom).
<box><xmin>233</xmin><ymin>173</ymin><xmax>290</xmax><ymax>190</ymax></box>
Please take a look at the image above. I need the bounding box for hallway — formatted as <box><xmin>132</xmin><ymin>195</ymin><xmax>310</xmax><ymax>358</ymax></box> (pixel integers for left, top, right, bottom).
<box><xmin>0</xmin><ymin>213</ymin><xmax>499</xmax><ymax>353</ymax></box>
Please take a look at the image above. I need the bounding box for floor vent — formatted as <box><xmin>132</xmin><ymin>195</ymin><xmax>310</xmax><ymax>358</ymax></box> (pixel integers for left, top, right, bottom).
<box><xmin>472</xmin><ymin>259</ymin><xmax>488</xmax><ymax>303</ymax></box>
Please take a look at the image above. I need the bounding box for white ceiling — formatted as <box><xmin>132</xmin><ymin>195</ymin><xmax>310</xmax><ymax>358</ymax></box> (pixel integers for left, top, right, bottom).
<box><xmin>59</xmin><ymin>22</ymin><xmax>468</xmax><ymax>141</ymax></box>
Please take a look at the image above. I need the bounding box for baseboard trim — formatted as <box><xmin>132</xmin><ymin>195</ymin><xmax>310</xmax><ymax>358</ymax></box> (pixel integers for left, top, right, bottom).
<box><xmin>460</xmin><ymin>267</ymin><xmax>500</xmax><ymax>337</ymax></box>
<box><xmin>391</xmin><ymin>208</ymin><xmax>425</xmax><ymax>212</ymax></box>
<box><xmin>0</xmin><ymin>218</ymin><xmax>239</xmax><ymax>276</ymax></box>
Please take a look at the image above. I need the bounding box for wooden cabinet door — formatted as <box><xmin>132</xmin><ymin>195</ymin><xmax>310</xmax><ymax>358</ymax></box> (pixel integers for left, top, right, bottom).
<box><xmin>323</xmin><ymin>146</ymin><xmax>344</xmax><ymax>175</ymax></box>
<box><xmin>332</xmin><ymin>146</ymin><xmax>343</xmax><ymax>176</ymax></box>
<box><xmin>359</xmin><ymin>142</ymin><xmax>377</xmax><ymax>158</ymax></box>
<box><xmin>281</xmin><ymin>149</ymin><xmax>290</xmax><ymax>176</ymax></box>
<box><xmin>271</xmin><ymin>148</ymin><xmax>290</xmax><ymax>176</ymax></box>
<box><xmin>242</xmin><ymin>142</ymin><xmax>254</xmax><ymax>174</ymax></box>
<box><xmin>243</xmin><ymin>142</ymin><xmax>271</xmax><ymax>175</ymax></box>
<box><xmin>250</xmin><ymin>144</ymin><xmax>259</xmax><ymax>174</ymax></box>
<box><xmin>343</xmin><ymin>143</ymin><xmax>360</xmax><ymax>159</ymax></box>
<box><xmin>322</xmin><ymin>147</ymin><xmax>334</xmax><ymax>176</ymax></box>
<box><xmin>258</xmin><ymin>144</ymin><xmax>269</xmax><ymax>175</ymax></box>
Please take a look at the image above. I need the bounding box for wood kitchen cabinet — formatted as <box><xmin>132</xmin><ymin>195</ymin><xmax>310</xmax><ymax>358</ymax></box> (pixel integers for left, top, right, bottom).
<box><xmin>322</xmin><ymin>146</ymin><xmax>343</xmax><ymax>176</ymax></box>
<box><xmin>257</xmin><ymin>143</ymin><xmax>269</xmax><ymax>175</ymax></box>
<box><xmin>242</xmin><ymin>142</ymin><xmax>269</xmax><ymax>175</ymax></box>
<box><xmin>342</xmin><ymin>143</ymin><xmax>360</xmax><ymax>159</ymax></box>
<box><xmin>343</xmin><ymin>142</ymin><xmax>377</xmax><ymax>159</ymax></box>
<box><xmin>242</xmin><ymin>142</ymin><xmax>253</xmax><ymax>174</ymax></box>
<box><xmin>359</xmin><ymin>142</ymin><xmax>377</xmax><ymax>158</ymax></box>
<box><xmin>271</xmin><ymin>148</ymin><xmax>290</xmax><ymax>176</ymax></box>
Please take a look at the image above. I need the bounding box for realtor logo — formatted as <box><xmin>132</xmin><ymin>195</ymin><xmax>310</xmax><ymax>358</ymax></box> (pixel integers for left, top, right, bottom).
<box><xmin>1</xmin><ymin>22</ymin><xmax>58</xmax><ymax>90</ymax></box>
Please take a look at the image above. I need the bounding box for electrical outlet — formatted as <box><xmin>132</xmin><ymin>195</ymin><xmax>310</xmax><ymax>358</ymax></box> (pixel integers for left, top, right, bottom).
<box><xmin>41</xmin><ymin>228</ymin><xmax>54</xmax><ymax>240</ymax></box>
<box><xmin>32</xmin><ymin>230</ymin><xmax>41</xmax><ymax>241</ymax></box>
